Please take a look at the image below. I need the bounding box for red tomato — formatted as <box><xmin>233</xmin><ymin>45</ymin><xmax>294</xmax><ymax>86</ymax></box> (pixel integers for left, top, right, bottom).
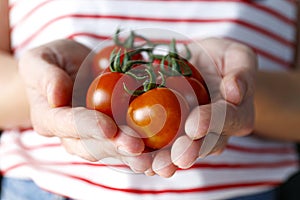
<box><xmin>152</xmin><ymin>56</ymin><xmax>207</xmax><ymax>88</ymax></box>
<box><xmin>93</xmin><ymin>45</ymin><xmax>143</xmax><ymax>76</ymax></box>
<box><xmin>152</xmin><ymin>58</ymin><xmax>169</xmax><ymax>76</ymax></box>
<box><xmin>175</xmin><ymin>57</ymin><xmax>206</xmax><ymax>85</ymax></box>
<box><xmin>92</xmin><ymin>45</ymin><xmax>119</xmax><ymax>76</ymax></box>
<box><xmin>126</xmin><ymin>88</ymin><xmax>189</xmax><ymax>149</ymax></box>
<box><xmin>86</xmin><ymin>72</ymin><xmax>139</xmax><ymax>125</ymax></box>
<box><xmin>166</xmin><ymin>76</ymin><xmax>210</xmax><ymax>108</ymax></box>
<box><xmin>188</xmin><ymin>62</ymin><xmax>205</xmax><ymax>85</ymax></box>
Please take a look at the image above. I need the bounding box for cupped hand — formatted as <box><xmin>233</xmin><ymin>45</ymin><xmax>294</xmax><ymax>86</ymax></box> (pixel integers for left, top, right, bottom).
<box><xmin>18</xmin><ymin>39</ymin><xmax>152</xmax><ymax>172</ymax></box>
<box><xmin>171</xmin><ymin>37</ymin><xmax>257</xmax><ymax>168</ymax></box>
<box><xmin>148</xmin><ymin>38</ymin><xmax>257</xmax><ymax>175</ymax></box>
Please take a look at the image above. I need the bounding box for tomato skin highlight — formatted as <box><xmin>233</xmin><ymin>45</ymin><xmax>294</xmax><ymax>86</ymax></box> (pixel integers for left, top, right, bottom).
<box><xmin>126</xmin><ymin>88</ymin><xmax>189</xmax><ymax>149</ymax></box>
<box><xmin>86</xmin><ymin>72</ymin><xmax>139</xmax><ymax>125</ymax></box>
<box><xmin>92</xmin><ymin>45</ymin><xmax>143</xmax><ymax>76</ymax></box>
<box><xmin>166</xmin><ymin>76</ymin><xmax>210</xmax><ymax>108</ymax></box>
<box><xmin>87</xmin><ymin>33</ymin><xmax>211</xmax><ymax>150</ymax></box>
<box><xmin>92</xmin><ymin>45</ymin><xmax>119</xmax><ymax>76</ymax></box>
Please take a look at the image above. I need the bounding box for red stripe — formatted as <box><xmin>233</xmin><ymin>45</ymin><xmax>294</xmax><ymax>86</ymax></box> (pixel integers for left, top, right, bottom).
<box><xmin>52</xmin><ymin>172</ymin><xmax>282</xmax><ymax>194</ymax></box>
<box><xmin>67</xmin><ymin>32</ymin><xmax>188</xmax><ymax>44</ymax></box>
<box><xmin>253</xmin><ymin>47</ymin><xmax>292</xmax><ymax>69</ymax></box>
<box><xmin>69</xmin><ymin>32</ymin><xmax>293</xmax><ymax>69</ymax></box>
<box><xmin>1</xmin><ymin>160</ymin><xmax>129</xmax><ymax>172</ymax></box>
<box><xmin>1</xmin><ymin>131</ymin><xmax>296</xmax><ymax>156</ymax></box>
<box><xmin>12</xmin><ymin>14</ymin><xmax>294</xmax><ymax>53</ymax></box>
<box><xmin>8</xmin><ymin>0</ymin><xmax>19</xmax><ymax>11</ymax></box>
<box><xmin>243</xmin><ymin>1</ymin><xmax>296</xmax><ymax>25</ymax></box>
<box><xmin>226</xmin><ymin>144</ymin><xmax>295</xmax><ymax>154</ymax></box>
<box><xmin>2</xmin><ymin>150</ymin><xmax>297</xmax><ymax>171</ymax></box>
<box><xmin>190</xmin><ymin>160</ymin><xmax>298</xmax><ymax>169</ymax></box>
<box><xmin>136</xmin><ymin>0</ymin><xmax>296</xmax><ymax>25</ymax></box>
<box><xmin>20</xmin><ymin>143</ymin><xmax>61</xmax><ymax>150</ymax></box>
<box><xmin>68</xmin><ymin>32</ymin><xmax>110</xmax><ymax>41</ymax></box>
<box><xmin>43</xmin><ymin>160</ymin><xmax>298</xmax><ymax>169</ymax></box>
<box><xmin>285</xmin><ymin>0</ymin><xmax>297</xmax><ymax>5</ymax></box>
<box><xmin>0</xmin><ymin>163</ymin><xmax>25</xmax><ymax>175</ymax></box>
<box><xmin>225</xmin><ymin>36</ymin><xmax>293</xmax><ymax>69</ymax></box>
<box><xmin>1</xmin><ymin>162</ymin><xmax>282</xmax><ymax>194</ymax></box>
<box><xmin>10</xmin><ymin>0</ymin><xmax>55</xmax><ymax>31</ymax></box>
<box><xmin>10</xmin><ymin>0</ymin><xmax>295</xmax><ymax>26</ymax></box>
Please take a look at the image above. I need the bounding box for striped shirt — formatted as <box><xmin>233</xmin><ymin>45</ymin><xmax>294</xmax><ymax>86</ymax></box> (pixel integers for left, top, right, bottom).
<box><xmin>1</xmin><ymin>0</ymin><xmax>299</xmax><ymax>199</ymax></box>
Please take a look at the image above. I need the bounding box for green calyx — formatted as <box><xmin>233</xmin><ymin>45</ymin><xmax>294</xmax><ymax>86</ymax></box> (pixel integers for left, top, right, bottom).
<box><xmin>110</xmin><ymin>29</ymin><xmax>194</xmax><ymax>96</ymax></box>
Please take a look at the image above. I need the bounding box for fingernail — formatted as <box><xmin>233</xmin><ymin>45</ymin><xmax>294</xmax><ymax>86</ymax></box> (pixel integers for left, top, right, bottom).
<box><xmin>145</xmin><ymin>168</ymin><xmax>155</xmax><ymax>176</ymax></box>
<box><xmin>185</xmin><ymin>108</ymin><xmax>208</xmax><ymax>139</ymax></box>
<box><xmin>185</xmin><ymin>110</ymin><xmax>199</xmax><ymax>138</ymax></box>
<box><xmin>224</xmin><ymin>78</ymin><xmax>245</xmax><ymax>105</ymax></box>
<box><xmin>180</xmin><ymin>160</ymin><xmax>196</xmax><ymax>169</ymax></box>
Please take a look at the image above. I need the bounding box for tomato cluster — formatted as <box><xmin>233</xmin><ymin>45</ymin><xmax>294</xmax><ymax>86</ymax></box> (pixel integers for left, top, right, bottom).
<box><xmin>86</xmin><ymin>30</ymin><xmax>210</xmax><ymax>150</ymax></box>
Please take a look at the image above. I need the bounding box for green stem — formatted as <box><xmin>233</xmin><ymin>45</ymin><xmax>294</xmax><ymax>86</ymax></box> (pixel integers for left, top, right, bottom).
<box><xmin>143</xmin><ymin>67</ymin><xmax>157</xmax><ymax>91</ymax></box>
<box><xmin>122</xmin><ymin>60</ymin><xmax>149</xmax><ymax>72</ymax></box>
<box><xmin>113</xmin><ymin>49</ymin><xmax>122</xmax><ymax>72</ymax></box>
<box><xmin>123</xmin><ymin>83</ymin><xmax>144</xmax><ymax>96</ymax></box>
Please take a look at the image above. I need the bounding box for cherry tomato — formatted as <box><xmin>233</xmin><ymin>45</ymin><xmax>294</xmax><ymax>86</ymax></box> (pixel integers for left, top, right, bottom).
<box><xmin>93</xmin><ymin>45</ymin><xmax>143</xmax><ymax>76</ymax></box>
<box><xmin>166</xmin><ymin>76</ymin><xmax>210</xmax><ymax>108</ymax></box>
<box><xmin>176</xmin><ymin>57</ymin><xmax>206</xmax><ymax>85</ymax></box>
<box><xmin>126</xmin><ymin>88</ymin><xmax>189</xmax><ymax>149</ymax></box>
<box><xmin>152</xmin><ymin>56</ymin><xmax>207</xmax><ymax>90</ymax></box>
<box><xmin>86</xmin><ymin>72</ymin><xmax>139</xmax><ymax>124</ymax></box>
<box><xmin>92</xmin><ymin>45</ymin><xmax>118</xmax><ymax>76</ymax></box>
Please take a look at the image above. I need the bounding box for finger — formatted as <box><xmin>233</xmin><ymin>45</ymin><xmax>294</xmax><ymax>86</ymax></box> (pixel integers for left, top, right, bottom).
<box><xmin>62</xmin><ymin>137</ymin><xmax>122</xmax><ymax>161</ymax></box>
<box><xmin>152</xmin><ymin>150</ymin><xmax>178</xmax><ymax>178</ymax></box>
<box><xmin>112</xmin><ymin>125</ymin><xmax>145</xmax><ymax>156</ymax></box>
<box><xmin>122</xmin><ymin>153</ymin><xmax>153</xmax><ymax>174</ymax></box>
<box><xmin>221</xmin><ymin>42</ymin><xmax>257</xmax><ymax>105</ymax></box>
<box><xmin>144</xmin><ymin>168</ymin><xmax>156</xmax><ymax>176</ymax></box>
<box><xmin>193</xmin><ymin>38</ymin><xmax>257</xmax><ymax>103</ymax></box>
<box><xmin>61</xmin><ymin>138</ymin><xmax>98</xmax><ymax>162</ymax></box>
<box><xmin>185</xmin><ymin>105</ymin><xmax>211</xmax><ymax>139</ymax></box>
<box><xmin>185</xmin><ymin>99</ymin><xmax>254</xmax><ymax>139</ymax></box>
<box><xmin>220</xmin><ymin>68</ymin><xmax>255</xmax><ymax>106</ymax></box>
<box><xmin>19</xmin><ymin>40</ymin><xmax>92</xmax><ymax>108</ymax></box>
<box><xmin>208</xmin><ymin>135</ymin><xmax>229</xmax><ymax>156</ymax></box>
<box><xmin>171</xmin><ymin>135</ymin><xmax>202</xmax><ymax>169</ymax></box>
<box><xmin>199</xmin><ymin>38</ymin><xmax>257</xmax><ymax>76</ymax></box>
<box><xmin>171</xmin><ymin>135</ymin><xmax>229</xmax><ymax>168</ymax></box>
<box><xmin>19</xmin><ymin>48</ymin><xmax>73</xmax><ymax>107</ymax></box>
<box><xmin>62</xmin><ymin>129</ymin><xmax>145</xmax><ymax>163</ymax></box>
<box><xmin>31</xmin><ymin>105</ymin><xmax>117</xmax><ymax>139</ymax></box>
<box><xmin>222</xmin><ymin>41</ymin><xmax>257</xmax><ymax>76</ymax></box>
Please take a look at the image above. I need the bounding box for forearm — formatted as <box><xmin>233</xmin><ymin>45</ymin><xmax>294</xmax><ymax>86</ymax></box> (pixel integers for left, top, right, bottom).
<box><xmin>254</xmin><ymin>70</ymin><xmax>300</xmax><ymax>141</ymax></box>
<box><xmin>0</xmin><ymin>51</ymin><xmax>31</xmax><ymax>130</ymax></box>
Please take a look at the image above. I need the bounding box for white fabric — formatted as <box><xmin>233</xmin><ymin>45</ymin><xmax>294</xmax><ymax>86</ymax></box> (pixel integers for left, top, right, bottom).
<box><xmin>1</xmin><ymin>0</ymin><xmax>299</xmax><ymax>199</ymax></box>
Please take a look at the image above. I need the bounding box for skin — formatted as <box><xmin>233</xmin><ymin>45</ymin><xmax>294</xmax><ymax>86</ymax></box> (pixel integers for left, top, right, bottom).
<box><xmin>0</xmin><ymin>0</ymin><xmax>30</xmax><ymax>129</ymax></box>
<box><xmin>1</xmin><ymin>0</ymin><xmax>300</xmax><ymax>178</ymax></box>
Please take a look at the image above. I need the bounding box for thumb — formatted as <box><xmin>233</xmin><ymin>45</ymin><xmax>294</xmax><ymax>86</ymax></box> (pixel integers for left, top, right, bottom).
<box><xmin>19</xmin><ymin>48</ymin><xmax>73</xmax><ymax>108</ymax></box>
<box><xmin>222</xmin><ymin>75</ymin><xmax>245</xmax><ymax>105</ymax></box>
<box><xmin>46</xmin><ymin>68</ymin><xmax>73</xmax><ymax>107</ymax></box>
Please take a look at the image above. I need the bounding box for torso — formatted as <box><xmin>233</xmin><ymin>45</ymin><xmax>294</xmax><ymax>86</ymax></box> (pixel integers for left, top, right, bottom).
<box><xmin>1</xmin><ymin>1</ymin><xmax>299</xmax><ymax>199</ymax></box>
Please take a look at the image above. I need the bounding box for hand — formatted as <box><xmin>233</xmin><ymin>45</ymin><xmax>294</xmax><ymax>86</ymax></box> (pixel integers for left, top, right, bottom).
<box><xmin>19</xmin><ymin>39</ymin><xmax>152</xmax><ymax>172</ymax></box>
<box><xmin>148</xmin><ymin>38</ymin><xmax>257</xmax><ymax>176</ymax></box>
<box><xmin>172</xmin><ymin>37</ymin><xmax>257</xmax><ymax>167</ymax></box>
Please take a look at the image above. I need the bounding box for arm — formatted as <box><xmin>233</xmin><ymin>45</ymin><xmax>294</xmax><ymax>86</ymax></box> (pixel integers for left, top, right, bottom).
<box><xmin>254</xmin><ymin>6</ymin><xmax>300</xmax><ymax>142</ymax></box>
<box><xmin>0</xmin><ymin>0</ymin><xmax>31</xmax><ymax>130</ymax></box>
<box><xmin>254</xmin><ymin>70</ymin><xmax>300</xmax><ymax>141</ymax></box>
<box><xmin>170</xmin><ymin>36</ymin><xmax>300</xmax><ymax>171</ymax></box>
